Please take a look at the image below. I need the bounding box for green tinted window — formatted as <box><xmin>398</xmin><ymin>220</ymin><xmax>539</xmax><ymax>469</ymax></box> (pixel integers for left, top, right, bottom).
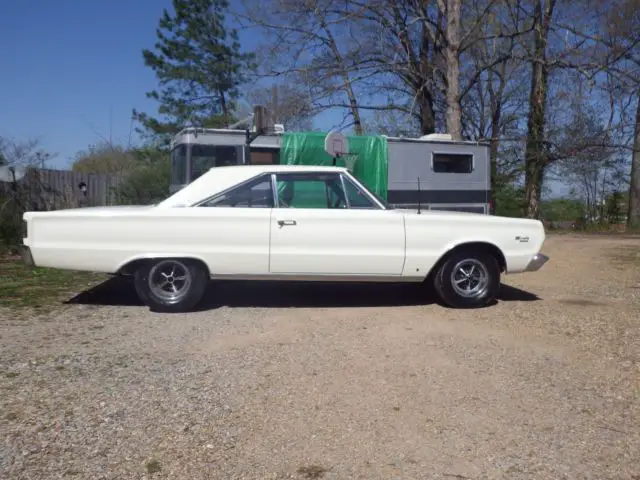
<box><xmin>275</xmin><ymin>173</ymin><xmax>346</xmax><ymax>209</ymax></box>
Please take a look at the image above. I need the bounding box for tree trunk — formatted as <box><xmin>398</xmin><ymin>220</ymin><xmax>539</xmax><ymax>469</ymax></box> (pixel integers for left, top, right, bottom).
<box><xmin>417</xmin><ymin>15</ymin><xmax>436</xmax><ymax>135</ymax></box>
<box><xmin>523</xmin><ymin>0</ymin><xmax>556</xmax><ymax>219</ymax></box>
<box><xmin>418</xmin><ymin>88</ymin><xmax>436</xmax><ymax>135</ymax></box>
<box><xmin>524</xmin><ymin>156</ymin><xmax>545</xmax><ymax>218</ymax></box>
<box><xmin>489</xmin><ymin>109</ymin><xmax>501</xmax><ymax>190</ymax></box>
<box><xmin>627</xmin><ymin>94</ymin><xmax>640</xmax><ymax>227</ymax></box>
<box><xmin>488</xmin><ymin>64</ymin><xmax>506</xmax><ymax>191</ymax></box>
<box><xmin>445</xmin><ymin>0</ymin><xmax>462</xmax><ymax>140</ymax></box>
<box><xmin>320</xmin><ymin>22</ymin><xmax>363</xmax><ymax>135</ymax></box>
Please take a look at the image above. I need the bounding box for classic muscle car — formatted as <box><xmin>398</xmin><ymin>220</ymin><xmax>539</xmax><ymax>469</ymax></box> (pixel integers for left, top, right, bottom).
<box><xmin>20</xmin><ymin>164</ymin><xmax>548</xmax><ymax>312</ymax></box>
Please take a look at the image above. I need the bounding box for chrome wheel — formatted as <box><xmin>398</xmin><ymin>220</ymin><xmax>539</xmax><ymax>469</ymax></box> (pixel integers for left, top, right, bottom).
<box><xmin>450</xmin><ymin>258</ymin><xmax>489</xmax><ymax>298</ymax></box>
<box><xmin>148</xmin><ymin>259</ymin><xmax>192</xmax><ymax>304</ymax></box>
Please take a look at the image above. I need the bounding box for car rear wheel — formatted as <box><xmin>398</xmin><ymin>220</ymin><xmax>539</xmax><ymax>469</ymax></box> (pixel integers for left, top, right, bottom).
<box><xmin>134</xmin><ymin>258</ymin><xmax>208</xmax><ymax>313</ymax></box>
<box><xmin>433</xmin><ymin>250</ymin><xmax>501</xmax><ymax>308</ymax></box>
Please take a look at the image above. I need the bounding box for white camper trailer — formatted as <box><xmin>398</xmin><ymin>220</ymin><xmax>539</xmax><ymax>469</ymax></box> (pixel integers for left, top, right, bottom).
<box><xmin>169</xmin><ymin>120</ymin><xmax>492</xmax><ymax>214</ymax></box>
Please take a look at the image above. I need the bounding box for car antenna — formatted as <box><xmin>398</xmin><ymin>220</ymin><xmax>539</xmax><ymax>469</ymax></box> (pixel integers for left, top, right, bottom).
<box><xmin>417</xmin><ymin>177</ymin><xmax>422</xmax><ymax>214</ymax></box>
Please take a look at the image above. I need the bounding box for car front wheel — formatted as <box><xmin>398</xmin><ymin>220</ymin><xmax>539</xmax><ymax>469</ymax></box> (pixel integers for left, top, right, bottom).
<box><xmin>134</xmin><ymin>258</ymin><xmax>209</xmax><ymax>313</ymax></box>
<box><xmin>433</xmin><ymin>250</ymin><xmax>501</xmax><ymax>308</ymax></box>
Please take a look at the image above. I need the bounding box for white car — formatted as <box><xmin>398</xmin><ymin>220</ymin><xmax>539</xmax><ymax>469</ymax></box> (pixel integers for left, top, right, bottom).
<box><xmin>20</xmin><ymin>164</ymin><xmax>549</xmax><ymax>312</ymax></box>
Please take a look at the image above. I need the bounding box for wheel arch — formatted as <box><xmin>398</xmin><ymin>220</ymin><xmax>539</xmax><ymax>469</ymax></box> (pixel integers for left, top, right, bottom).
<box><xmin>425</xmin><ymin>241</ymin><xmax>507</xmax><ymax>282</ymax></box>
<box><xmin>116</xmin><ymin>255</ymin><xmax>211</xmax><ymax>277</ymax></box>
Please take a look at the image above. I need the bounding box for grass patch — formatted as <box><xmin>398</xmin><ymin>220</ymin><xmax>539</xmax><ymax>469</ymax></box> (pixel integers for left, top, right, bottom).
<box><xmin>297</xmin><ymin>465</ymin><xmax>328</xmax><ymax>479</ymax></box>
<box><xmin>146</xmin><ymin>459</ymin><xmax>161</xmax><ymax>475</ymax></box>
<box><xmin>0</xmin><ymin>256</ymin><xmax>106</xmax><ymax>311</ymax></box>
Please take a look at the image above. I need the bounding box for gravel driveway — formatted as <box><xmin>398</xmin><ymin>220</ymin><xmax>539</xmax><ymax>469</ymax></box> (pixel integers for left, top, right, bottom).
<box><xmin>1</xmin><ymin>234</ymin><xmax>639</xmax><ymax>479</ymax></box>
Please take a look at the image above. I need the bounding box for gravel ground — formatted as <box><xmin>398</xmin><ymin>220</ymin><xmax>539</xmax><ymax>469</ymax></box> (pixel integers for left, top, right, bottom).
<box><xmin>1</xmin><ymin>234</ymin><xmax>639</xmax><ymax>480</ymax></box>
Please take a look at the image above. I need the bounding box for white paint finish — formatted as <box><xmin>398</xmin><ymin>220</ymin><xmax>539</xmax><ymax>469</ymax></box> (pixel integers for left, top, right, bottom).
<box><xmin>26</xmin><ymin>207</ymin><xmax>272</xmax><ymax>275</ymax></box>
<box><xmin>22</xmin><ymin>164</ymin><xmax>548</xmax><ymax>280</ymax></box>
<box><xmin>402</xmin><ymin>210</ymin><xmax>546</xmax><ymax>274</ymax></box>
<box><xmin>269</xmin><ymin>209</ymin><xmax>405</xmax><ymax>275</ymax></box>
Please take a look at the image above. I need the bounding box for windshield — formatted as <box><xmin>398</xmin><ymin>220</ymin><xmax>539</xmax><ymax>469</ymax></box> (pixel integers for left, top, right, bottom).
<box><xmin>191</xmin><ymin>144</ymin><xmax>240</xmax><ymax>181</ymax></box>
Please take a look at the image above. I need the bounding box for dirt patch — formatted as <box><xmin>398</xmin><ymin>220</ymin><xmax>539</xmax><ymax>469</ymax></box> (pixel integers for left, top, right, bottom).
<box><xmin>556</xmin><ymin>297</ymin><xmax>609</xmax><ymax>306</ymax></box>
<box><xmin>1</xmin><ymin>235</ymin><xmax>639</xmax><ymax>479</ymax></box>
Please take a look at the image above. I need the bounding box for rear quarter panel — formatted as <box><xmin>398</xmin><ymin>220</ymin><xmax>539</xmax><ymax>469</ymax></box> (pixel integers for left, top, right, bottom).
<box><xmin>25</xmin><ymin>208</ymin><xmax>272</xmax><ymax>275</ymax></box>
<box><xmin>402</xmin><ymin>213</ymin><xmax>545</xmax><ymax>276</ymax></box>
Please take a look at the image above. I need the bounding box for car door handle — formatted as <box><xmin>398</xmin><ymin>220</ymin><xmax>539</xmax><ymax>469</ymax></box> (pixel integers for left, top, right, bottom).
<box><xmin>277</xmin><ymin>219</ymin><xmax>297</xmax><ymax>226</ymax></box>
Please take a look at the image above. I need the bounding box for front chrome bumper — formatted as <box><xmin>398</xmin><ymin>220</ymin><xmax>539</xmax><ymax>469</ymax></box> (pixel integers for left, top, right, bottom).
<box><xmin>17</xmin><ymin>245</ymin><xmax>35</xmax><ymax>267</ymax></box>
<box><xmin>525</xmin><ymin>253</ymin><xmax>549</xmax><ymax>272</ymax></box>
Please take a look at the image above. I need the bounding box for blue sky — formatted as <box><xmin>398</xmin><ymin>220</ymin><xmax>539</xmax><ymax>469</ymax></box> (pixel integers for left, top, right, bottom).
<box><xmin>0</xmin><ymin>0</ymin><xmax>169</xmax><ymax>168</ymax></box>
<box><xmin>0</xmin><ymin>0</ymin><xmax>315</xmax><ymax>168</ymax></box>
<box><xmin>0</xmin><ymin>0</ymin><xmax>571</xmax><ymax>196</ymax></box>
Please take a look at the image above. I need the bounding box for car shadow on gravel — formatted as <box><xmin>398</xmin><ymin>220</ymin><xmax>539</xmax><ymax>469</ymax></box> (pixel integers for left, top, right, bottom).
<box><xmin>65</xmin><ymin>277</ymin><xmax>540</xmax><ymax>311</ymax></box>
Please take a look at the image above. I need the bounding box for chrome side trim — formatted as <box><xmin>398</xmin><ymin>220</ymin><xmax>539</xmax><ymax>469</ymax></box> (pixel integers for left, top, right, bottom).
<box><xmin>525</xmin><ymin>253</ymin><xmax>549</xmax><ymax>272</ymax></box>
<box><xmin>209</xmin><ymin>273</ymin><xmax>424</xmax><ymax>283</ymax></box>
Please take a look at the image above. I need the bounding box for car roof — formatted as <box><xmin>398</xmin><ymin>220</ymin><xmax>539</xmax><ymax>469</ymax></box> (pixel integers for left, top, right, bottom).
<box><xmin>209</xmin><ymin>164</ymin><xmax>348</xmax><ymax>173</ymax></box>
<box><xmin>157</xmin><ymin>164</ymin><xmax>349</xmax><ymax>208</ymax></box>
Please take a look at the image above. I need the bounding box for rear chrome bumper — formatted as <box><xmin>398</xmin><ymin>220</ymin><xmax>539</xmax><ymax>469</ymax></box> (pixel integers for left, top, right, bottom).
<box><xmin>525</xmin><ymin>253</ymin><xmax>549</xmax><ymax>272</ymax></box>
<box><xmin>17</xmin><ymin>245</ymin><xmax>35</xmax><ymax>267</ymax></box>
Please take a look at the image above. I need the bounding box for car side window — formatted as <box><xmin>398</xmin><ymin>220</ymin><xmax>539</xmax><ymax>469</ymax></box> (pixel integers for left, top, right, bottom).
<box><xmin>341</xmin><ymin>175</ymin><xmax>378</xmax><ymax>209</ymax></box>
<box><xmin>199</xmin><ymin>176</ymin><xmax>274</xmax><ymax>208</ymax></box>
<box><xmin>275</xmin><ymin>172</ymin><xmax>347</xmax><ymax>209</ymax></box>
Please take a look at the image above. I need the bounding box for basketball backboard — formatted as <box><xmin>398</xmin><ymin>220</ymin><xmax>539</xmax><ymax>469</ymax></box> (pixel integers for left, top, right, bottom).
<box><xmin>324</xmin><ymin>131</ymin><xmax>349</xmax><ymax>157</ymax></box>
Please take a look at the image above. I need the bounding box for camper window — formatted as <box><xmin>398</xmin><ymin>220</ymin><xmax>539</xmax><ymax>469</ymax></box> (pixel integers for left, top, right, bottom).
<box><xmin>432</xmin><ymin>153</ymin><xmax>473</xmax><ymax>174</ymax></box>
<box><xmin>191</xmin><ymin>145</ymin><xmax>239</xmax><ymax>181</ymax></box>
<box><xmin>171</xmin><ymin>145</ymin><xmax>187</xmax><ymax>185</ymax></box>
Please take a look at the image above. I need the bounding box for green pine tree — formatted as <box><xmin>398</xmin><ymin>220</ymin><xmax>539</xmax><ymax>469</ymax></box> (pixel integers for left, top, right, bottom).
<box><xmin>133</xmin><ymin>0</ymin><xmax>255</xmax><ymax>144</ymax></box>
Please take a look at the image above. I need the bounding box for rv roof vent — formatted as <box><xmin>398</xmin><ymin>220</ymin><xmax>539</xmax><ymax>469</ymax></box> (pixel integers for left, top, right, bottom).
<box><xmin>419</xmin><ymin>133</ymin><xmax>453</xmax><ymax>141</ymax></box>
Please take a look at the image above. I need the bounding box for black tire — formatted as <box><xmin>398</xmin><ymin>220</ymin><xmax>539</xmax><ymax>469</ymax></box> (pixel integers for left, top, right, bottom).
<box><xmin>433</xmin><ymin>249</ymin><xmax>501</xmax><ymax>309</ymax></box>
<box><xmin>133</xmin><ymin>258</ymin><xmax>209</xmax><ymax>313</ymax></box>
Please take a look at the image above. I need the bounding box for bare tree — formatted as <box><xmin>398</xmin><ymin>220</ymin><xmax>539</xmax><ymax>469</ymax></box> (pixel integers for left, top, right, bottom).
<box><xmin>0</xmin><ymin>136</ymin><xmax>53</xmax><ymax>169</ymax></box>
<box><xmin>445</xmin><ymin>0</ymin><xmax>462</xmax><ymax>139</ymax></box>
<box><xmin>553</xmin><ymin>95</ymin><xmax>625</xmax><ymax>221</ymax></box>
<box><xmin>246</xmin><ymin>84</ymin><xmax>315</xmax><ymax>131</ymax></box>
<box><xmin>71</xmin><ymin>142</ymin><xmax>136</xmax><ymax>175</ymax></box>
<box><xmin>233</xmin><ymin>0</ymin><xmax>368</xmax><ymax>133</ymax></box>
<box><xmin>630</xmin><ymin>98</ymin><xmax>640</xmax><ymax>226</ymax></box>
<box><xmin>602</xmin><ymin>0</ymin><xmax>640</xmax><ymax>227</ymax></box>
<box><xmin>0</xmin><ymin>137</ymin><xmax>58</xmax><ymax>246</ymax></box>
<box><xmin>460</xmin><ymin>0</ymin><xmax>532</xmax><ymax>191</ymax></box>
<box><xmin>520</xmin><ymin>0</ymin><xmax>559</xmax><ymax>218</ymax></box>
<box><xmin>551</xmin><ymin>0</ymin><xmax>640</xmax><ymax>226</ymax></box>
<box><xmin>235</xmin><ymin>0</ymin><xmax>504</xmax><ymax>136</ymax></box>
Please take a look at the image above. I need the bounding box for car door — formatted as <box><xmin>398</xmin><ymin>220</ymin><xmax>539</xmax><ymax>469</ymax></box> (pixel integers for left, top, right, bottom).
<box><xmin>269</xmin><ymin>171</ymin><xmax>405</xmax><ymax>276</ymax></box>
<box><xmin>193</xmin><ymin>173</ymin><xmax>274</xmax><ymax>275</ymax></box>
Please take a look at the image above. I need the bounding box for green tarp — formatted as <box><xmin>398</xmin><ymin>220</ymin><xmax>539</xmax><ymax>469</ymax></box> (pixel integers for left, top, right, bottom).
<box><xmin>278</xmin><ymin>132</ymin><xmax>388</xmax><ymax>200</ymax></box>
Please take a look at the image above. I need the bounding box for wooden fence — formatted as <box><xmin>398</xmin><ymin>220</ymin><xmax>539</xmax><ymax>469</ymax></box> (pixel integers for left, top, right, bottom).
<box><xmin>0</xmin><ymin>167</ymin><xmax>123</xmax><ymax>211</ymax></box>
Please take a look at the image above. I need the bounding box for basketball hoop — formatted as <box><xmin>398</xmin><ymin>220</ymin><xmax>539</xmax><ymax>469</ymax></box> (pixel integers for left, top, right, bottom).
<box><xmin>341</xmin><ymin>153</ymin><xmax>358</xmax><ymax>172</ymax></box>
<box><xmin>324</xmin><ymin>131</ymin><xmax>349</xmax><ymax>157</ymax></box>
